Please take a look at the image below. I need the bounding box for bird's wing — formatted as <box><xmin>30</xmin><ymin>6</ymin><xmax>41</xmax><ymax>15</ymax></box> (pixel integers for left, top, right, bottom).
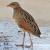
<box><xmin>20</xmin><ymin>9</ymin><xmax>41</xmax><ymax>36</ymax></box>
<box><xmin>20</xmin><ymin>9</ymin><xmax>38</xmax><ymax>29</ymax></box>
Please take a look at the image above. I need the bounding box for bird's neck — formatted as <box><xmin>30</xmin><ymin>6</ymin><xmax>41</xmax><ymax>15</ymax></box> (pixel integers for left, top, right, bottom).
<box><xmin>13</xmin><ymin>7</ymin><xmax>21</xmax><ymax>18</ymax></box>
<box><xmin>13</xmin><ymin>7</ymin><xmax>22</xmax><ymax>14</ymax></box>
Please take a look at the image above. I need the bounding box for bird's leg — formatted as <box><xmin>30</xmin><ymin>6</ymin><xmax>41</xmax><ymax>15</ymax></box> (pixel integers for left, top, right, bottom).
<box><xmin>23</xmin><ymin>32</ymin><xmax>25</xmax><ymax>50</ymax></box>
<box><xmin>29</xmin><ymin>33</ymin><xmax>33</xmax><ymax>50</ymax></box>
<box><xmin>15</xmin><ymin>31</ymin><xmax>25</xmax><ymax>50</ymax></box>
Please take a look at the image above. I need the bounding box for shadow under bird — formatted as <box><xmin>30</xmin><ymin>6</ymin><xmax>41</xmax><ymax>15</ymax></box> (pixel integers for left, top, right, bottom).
<box><xmin>7</xmin><ymin>2</ymin><xmax>41</xmax><ymax>38</ymax></box>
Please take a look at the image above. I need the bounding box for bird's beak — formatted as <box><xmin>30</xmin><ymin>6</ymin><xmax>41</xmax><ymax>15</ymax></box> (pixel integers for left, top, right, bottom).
<box><xmin>7</xmin><ymin>3</ymin><xmax>11</xmax><ymax>7</ymax></box>
<box><xmin>7</xmin><ymin>5</ymin><xmax>9</xmax><ymax>7</ymax></box>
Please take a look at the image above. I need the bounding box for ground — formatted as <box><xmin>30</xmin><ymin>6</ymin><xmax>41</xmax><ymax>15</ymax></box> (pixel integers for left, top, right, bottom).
<box><xmin>0</xmin><ymin>19</ymin><xmax>50</xmax><ymax>50</ymax></box>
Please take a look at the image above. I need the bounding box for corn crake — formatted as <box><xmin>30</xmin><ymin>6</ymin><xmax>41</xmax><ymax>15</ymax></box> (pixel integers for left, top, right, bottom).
<box><xmin>7</xmin><ymin>2</ymin><xmax>41</xmax><ymax>50</ymax></box>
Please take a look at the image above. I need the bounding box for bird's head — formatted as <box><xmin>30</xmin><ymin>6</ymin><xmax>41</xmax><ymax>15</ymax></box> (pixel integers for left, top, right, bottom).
<box><xmin>7</xmin><ymin>2</ymin><xmax>20</xmax><ymax>9</ymax></box>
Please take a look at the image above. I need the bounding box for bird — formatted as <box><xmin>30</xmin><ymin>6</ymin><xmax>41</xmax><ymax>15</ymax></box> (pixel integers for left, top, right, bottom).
<box><xmin>7</xmin><ymin>2</ymin><xmax>41</xmax><ymax>49</ymax></box>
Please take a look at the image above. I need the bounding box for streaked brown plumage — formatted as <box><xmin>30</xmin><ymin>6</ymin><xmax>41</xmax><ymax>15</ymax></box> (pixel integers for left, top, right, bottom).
<box><xmin>7</xmin><ymin>2</ymin><xmax>41</xmax><ymax>37</ymax></box>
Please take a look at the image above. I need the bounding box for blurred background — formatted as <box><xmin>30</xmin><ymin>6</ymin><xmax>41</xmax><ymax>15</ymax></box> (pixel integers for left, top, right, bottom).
<box><xmin>0</xmin><ymin>0</ymin><xmax>50</xmax><ymax>27</ymax></box>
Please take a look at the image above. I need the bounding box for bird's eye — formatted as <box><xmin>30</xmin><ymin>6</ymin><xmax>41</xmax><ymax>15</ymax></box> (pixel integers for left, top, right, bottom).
<box><xmin>11</xmin><ymin>4</ymin><xmax>15</xmax><ymax>5</ymax></box>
